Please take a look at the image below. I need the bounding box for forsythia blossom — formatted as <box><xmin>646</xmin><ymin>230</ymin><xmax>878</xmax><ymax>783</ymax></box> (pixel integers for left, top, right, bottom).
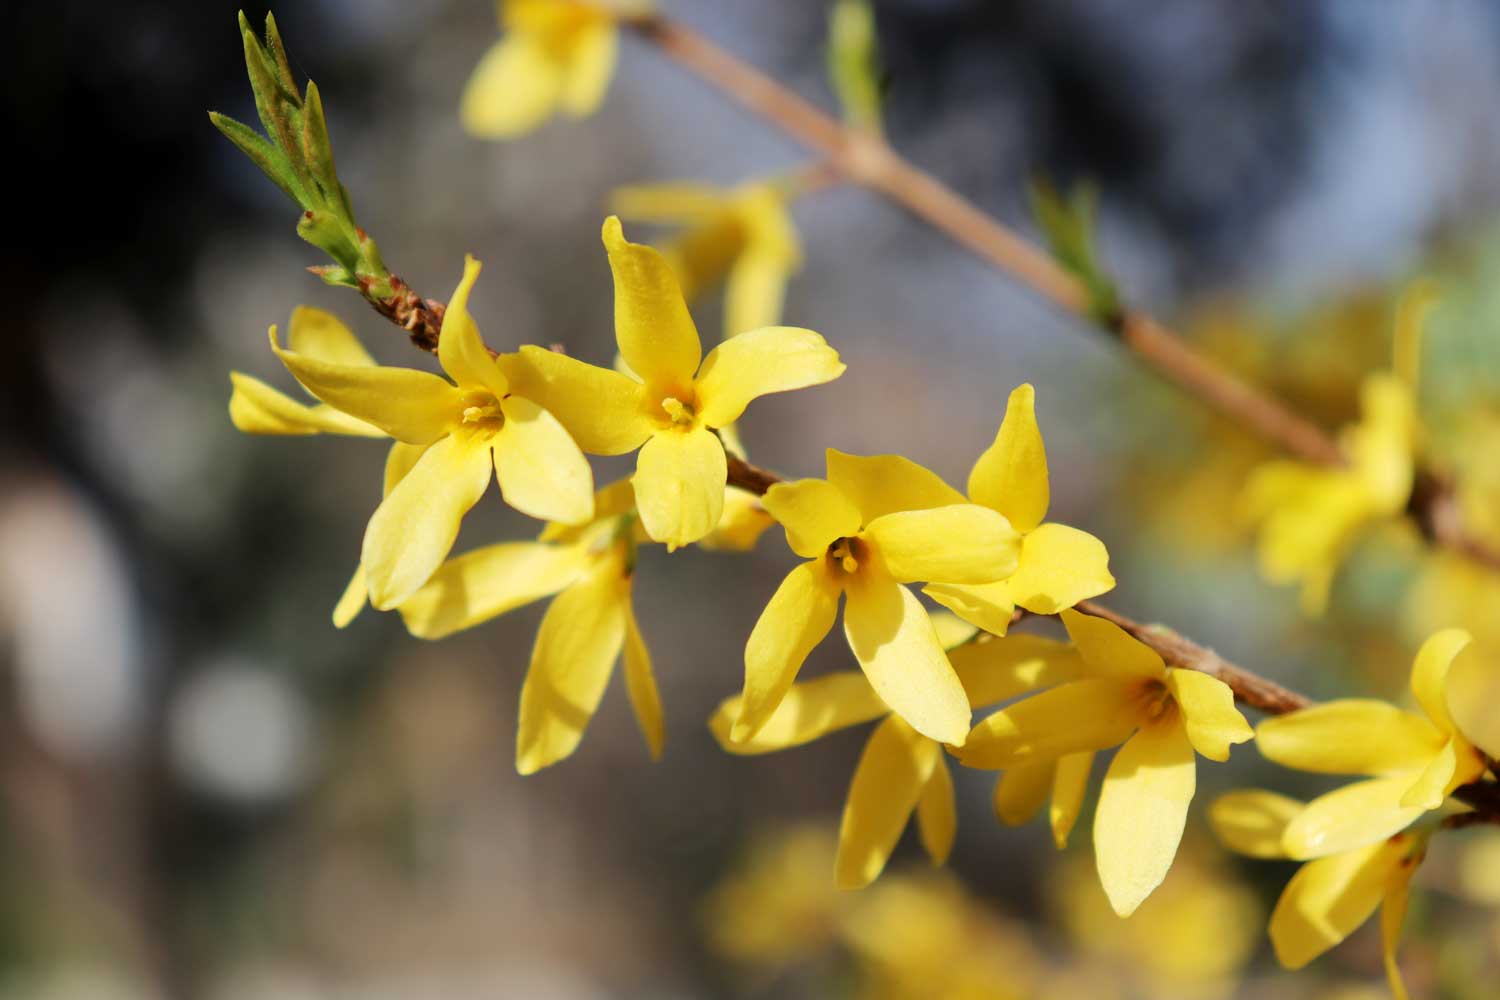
<box><xmin>733</xmin><ymin>450</ymin><xmax>1023</xmax><ymax>747</ymax></box>
<box><xmin>612</xmin><ymin>179</ymin><xmax>802</xmax><ymax>338</ymax></box>
<box><xmin>236</xmin><ymin>257</ymin><xmax>595</xmax><ymax>609</ymax></box>
<box><xmin>710</xmin><ymin>629</ymin><xmax>1084</xmax><ymax>888</ymax></box>
<box><xmin>1253</xmin><ymin>628</ymin><xmax>1486</xmax><ymax>859</ymax></box>
<box><xmin>1241</xmin><ymin>286</ymin><xmax>1434</xmax><ymax>614</ymax></box>
<box><xmin>399</xmin><ymin>480</ymin><xmax>662</xmax><ymax>774</ymax></box>
<box><xmin>461</xmin><ymin>0</ymin><xmax>630</xmax><ymax>139</ymax></box>
<box><xmin>503</xmin><ymin>216</ymin><xmax>844</xmax><ymax>549</ymax></box>
<box><xmin>960</xmin><ymin>609</ymin><xmax>1253</xmax><ymax>916</ymax></box>
<box><xmin>1211</xmin><ymin>789</ymin><xmax>1428</xmax><ymax>999</ymax></box>
<box><xmin>924</xmin><ymin>383</ymin><xmax>1115</xmax><ymax>635</ymax></box>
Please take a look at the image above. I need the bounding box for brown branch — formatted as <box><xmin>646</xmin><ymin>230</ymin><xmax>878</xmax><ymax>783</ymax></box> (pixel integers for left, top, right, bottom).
<box><xmin>622</xmin><ymin>11</ymin><xmax>1500</xmax><ymax>571</ymax></box>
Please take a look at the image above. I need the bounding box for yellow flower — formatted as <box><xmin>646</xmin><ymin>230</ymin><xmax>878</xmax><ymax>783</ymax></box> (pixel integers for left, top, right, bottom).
<box><xmin>240</xmin><ymin>256</ymin><xmax>594</xmax><ymax>610</ymax></box>
<box><xmin>399</xmin><ymin>480</ymin><xmax>661</xmax><ymax>774</ymax></box>
<box><xmin>1210</xmin><ymin>789</ymin><xmax>1428</xmax><ymax>999</ymax></box>
<box><xmin>710</xmin><ymin>631</ymin><xmax>1083</xmax><ymax>888</ymax></box>
<box><xmin>460</xmin><ymin>0</ymin><xmax>626</xmax><ymax>139</ymax></box>
<box><xmin>960</xmin><ymin>609</ymin><xmax>1253</xmax><ymax>916</ymax></box>
<box><xmin>731</xmin><ymin>450</ymin><xmax>1023</xmax><ymax>747</ymax></box>
<box><xmin>922</xmin><ymin>384</ymin><xmax>1115</xmax><ymax>636</ymax></box>
<box><xmin>612</xmin><ymin>180</ymin><xmax>802</xmax><ymax>338</ymax></box>
<box><xmin>1241</xmin><ymin>285</ymin><xmax>1434</xmax><ymax>615</ymax></box>
<box><xmin>503</xmin><ymin>217</ymin><xmax>845</xmax><ymax>549</ymax></box>
<box><xmin>1254</xmin><ymin>628</ymin><xmax>1486</xmax><ymax>859</ymax></box>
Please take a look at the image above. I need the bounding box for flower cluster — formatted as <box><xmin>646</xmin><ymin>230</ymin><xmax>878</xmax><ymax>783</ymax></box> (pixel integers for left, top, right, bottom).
<box><xmin>216</xmin><ymin>5</ymin><xmax>1500</xmax><ymax>996</ymax></box>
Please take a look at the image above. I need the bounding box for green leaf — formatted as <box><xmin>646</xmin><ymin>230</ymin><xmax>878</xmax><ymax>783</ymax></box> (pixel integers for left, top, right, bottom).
<box><xmin>1028</xmin><ymin>178</ymin><xmax>1120</xmax><ymax>325</ymax></box>
<box><xmin>827</xmin><ymin>0</ymin><xmax>884</xmax><ymax>136</ymax></box>
<box><xmin>208</xmin><ymin>111</ymin><xmax>300</xmax><ymax>203</ymax></box>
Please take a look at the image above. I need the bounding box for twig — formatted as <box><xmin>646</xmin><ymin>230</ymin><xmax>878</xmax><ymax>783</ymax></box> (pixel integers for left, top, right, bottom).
<box><xmin>621</xmin><ymin>11</ymin><xmax>1500</xmax><ymax>571</ymax></box>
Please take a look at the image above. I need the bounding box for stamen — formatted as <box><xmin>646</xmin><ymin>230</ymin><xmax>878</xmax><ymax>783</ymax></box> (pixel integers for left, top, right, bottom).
<box><xmin>661</xmin><ymin>397</ymin><xmax>695</xmax><ymax>426</ymax></box>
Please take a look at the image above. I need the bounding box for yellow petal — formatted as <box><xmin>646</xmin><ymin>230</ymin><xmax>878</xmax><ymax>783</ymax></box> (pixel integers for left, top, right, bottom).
<box><xmin>1093</xmin><ymin>714</ymin><xmax>1197</xmax><ymax>916</ymax></box>
<box><xmin>694</xmin><ymin>326</ymin><xmax>844</xmax><ymax>428</ymax></box>
<box><xmin>922</xmin><ymin>580</ymin><xmax>1017</xmax><ymax>638</ymax></box>
<box><xmin>1398</xmin><ymin>738</ymin><xmax>1457</xmax><ymax>809</ymax></box>
<box><xmin>1410</xmin><ymin>627</ymin><xmax>1471</xmax><ymax>735</ymax></box>
<box><xmin>917</xmin><ymin>760</ymin><xmax>957</xmax><ymax>867</ymax></box>
<box><xmin>1255</xmin><ymin>700</ymin><xmax>1443</xmax><ymax>775</ymax></box>
<box><xmin>864</xmin><ymin>504</ymin><xmax>1021</xmax><ymax>585</ymax></box>
<box><xmin>332</xmin><ymin>564</ymin><xmax>368</xmax><ymax>629</ymax></box>
<box><xmin>1347</xmin><ymin>373</ymin><xmax>1416</xmax><ymax>511</ymax></box>
<box><xmin>460</xmin><ymin>35</ymin><xmax>563</xmax><ymax>139</ymax></box>
<box><xmin>710</xmin><ymin>671</ymin><xmax>888</xmax><ymax>754</ymax></box>
<box><xmin>228</xmin><ymin>373</ymin><xmax>385</xmax><ymax>437</ymax></box>
<box><xmin>1050</xmin><ymin>752</ymin><xmax>1094</xmax><ymax>850</ymax></box>
<box><xmin>499</xmin><ymin>346</ymin><xmax>655</xmax><ymax>455</ymax></box>
<box><xmin>1208</xmin><ymin>789</ymin><xmax>1304</xmax><ymax>859</ymax></box>
<box><xmin>1446</xmin><ymin>644</ymin><xmax>1500</xmax><ymax>760</ymax></box>
<box><xmin>723</xmin><ymin>251</ymin><xmax>795</xmax><ymax>338</ymax></box>
<box><xmin>516</xmin><ymin>558</ymin><xmax>629</xmax><ymax>774</ymax></box>
<box><xmin>1381</xmin><ymin>840</ymin><xmax>1423</xmax><ymax>1000</ymax></box>
<box><xmin>960</xmin><ymin>678</ymin><xmax>1140</xmax><ymax>769</ymax></box>
<box><xmin>1269</xmin><ymin>834</ymin><xmax>1411</xmax><ymax>969</ymax></box>
<box><xmin>632</xmin><ymin>427</ymin><xmax>727</xmax><ymax>550</ymax></box>
<box><xmin>733</xmin><ymin>561</ymin><xmax>841</xmax><ymax>742</ymax></box>
<box><xmin>948</xmin><ymin>633</ymin><xmax>1086</xmax><ymax>708</ymax></box>
<box><xmin>602</xmin><ymin>216</ymin><xmax>702</xmax><ymax>393</ymax></box>
<box><xmin>1163</xmin><ymin>668</ymin><xmax>1253</xmax><ymax>762</ymax></box>
<box><xmin>825</xmin><ymin>449</ymin><xmax>968</xmax><ymax>524</ymax></box>
<box><xmin>271</xmin><ymin>327</ymin><xmax>461</xmax><ymax>445</ymax></box>
<box><xmin>762</xmin><ymin>478</ymin><xmax>863</xmax><ymax>558</ymax></box>
<box><xmin>835</xmin><ymin>715</ymin><xmax>941</xmax><ymax>889</ymax></box>
<box><xmin>844</xmin><ymin>576</ymin><xmax>971</xmax><ymax>746</ymax></box>
<box><xmin>1003</xmin><ymin>522</ymin><xmax>1115</xmax><ymax>614</ymax></box>
<box><xmin>1059</xmin><ymin>607</ymin><xmax>1166</xmax><ymax>681</ymax></box>
<box><xmin>361</xmin><ymin>433</ymin><xmax>494</xmax><ymax>609</ymax></box>
<box><xmin>437</xmin><ymin>255</ymin><xmax>509</xmax><ymax>397</ymax></box>
<box><xmin>929</xmin><ymin>610</ymin><xmax>980</xmax><ymax>651</ymax></box>
<box><xmin>493</xmin><ymin>395</ymin><xmax>594</xmax><ymax>524</ymax></box>
<box><xmin>286</xmin><ymin>306</ymin><xmax>375</xmax><ymax>366</ymax></box>
<box><xmin>623</xmin><ymin>590</ymin><xmax>664</xmax><ymax>761</ymax></box>
<box><xmin>967</xmin><ymin>383</ymin><xmax>1049</xmax><ymax>533</ymax></box>
<box><xmin>559</xmin><ymin>19</ymin><xmax>616</xmax><ymax>116</ymax></box>
<box><xmin>335</xmin><ymin>441</ymin><xmax>430</xmax><ymax>628</ymax></box>
<box><xmin>696</xmin><ymin>486</ymin><xmax>776</xmax><ymax>552</ymax></box>
<box><xmin>1281</xmin><ymin>775</ymin><xmax>1426</xmax><ymax>860</ymax></box>
<box><xmin>993</xmin><ymin>759</ymin><xmax>1055</xmax><ymax>826</ymax></box>
<box><xmin>397</xmin><ymin>541</ymin><xmax>589</xmax><ymax>639</ymax></box>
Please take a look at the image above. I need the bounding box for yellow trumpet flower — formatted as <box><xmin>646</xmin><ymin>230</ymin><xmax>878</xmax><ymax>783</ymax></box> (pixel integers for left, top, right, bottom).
<box><xmin>732</xmin><ymin>450</ymin><xmax>1023</xmax><ymax>747</ymax></box>
<box><xmin>399</xmin><ymin>480</ymin><xmax>662</xmax><ymax>774</ymax></box>
<box><xmin>461</xmin><ymin>0</ymin><xmax>629</xmax><ymax>139</ymax></box>
<box><xmin>710</xmin><ymin>631</ymin><xmax>1084</xmax><ymax>889</ymax></box>
<box><xmin>503</xmin><ymin>216</ymin><xmax>844</xmax><ymax>550</ymax></box>
<box><xmin>237</xmin><ymin>257</ymin><xmax>594</xmax><ymax>610</ymax></box>
<box><xmin>1211</xmin><ymin>789</ymin><xmax>1428</xmax><ymax>1000</ymax></box>
<box><xmin>1254</xmin><ymin>628</ymin><xmax>1487</xmax><ymax>859</ymax></box>
<box><xmin>960</xmin><ymin>609</ymin><xmax>1253</xmax><ymax>916</ymax></box>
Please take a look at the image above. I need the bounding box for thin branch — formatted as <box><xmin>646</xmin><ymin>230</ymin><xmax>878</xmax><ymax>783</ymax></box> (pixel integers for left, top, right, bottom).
<box><xmin>621</xmin><ymin>11</ymin><xmax>1500</xmax><ymax>571</ymax></box>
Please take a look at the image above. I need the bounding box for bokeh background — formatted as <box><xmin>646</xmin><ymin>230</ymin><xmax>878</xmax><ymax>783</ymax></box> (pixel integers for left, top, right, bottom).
<box><xmin>10</xmin><ymin>1</ymin><xmax>1500</xmax><ymax>997</ymax></box>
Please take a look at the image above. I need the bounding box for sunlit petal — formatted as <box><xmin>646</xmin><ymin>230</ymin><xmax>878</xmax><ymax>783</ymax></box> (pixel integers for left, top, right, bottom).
<box><xmin>633</xmin><ymin>427</ymin><xmax>727</xmax><ymax>550</ymax></box>
<box><xmin>494</xmin><ymin>395</ymin><xmax>594</xmax><ymax>525</ymax></box>
<box><xmin>460</xmin><ymin>36</ymin><xmax>563</xmax><ymax>139</ymax></box>
<box><xmin>559</xmin><ymin>19</ymin><xmax>616</xmax><ymax>116</ymax></box>
<box><xmin>967</xmin><ymin>383</ymin><xmax>1049</xmax><ymax>533</ymax></box>
<box><xmin>623</xmin><ymin>589</ymin><xmax>664</xmax><ymax>761</ymax></box>
<box><xmin>1269</xmin><ymin>835</ymin><xmax>1409</xmax><ymax>969</ymax></box>
<box><xmin>397</xmin><ymin>541</ymin><xmax>589</xmax><ymax>639</ymax></box>
<box><xmin>1255</xmin><ymin>700</ymin><xmax>1443</xmax><ymax>775</ymax></box>
<box><xmin>1093</xmin><ymin>714</ymin><xmax>1196</xmax><ymax>917</ymax></box>
<box><xmin>948</xmin><ymin>633</ymin><xmax>1086</xmax><ymax>709</ymax></box>
<box><xmin>1208</xmin><ymin>789</ymin><xmax>1303</xmax><ymax>860</ymax></box>
<box><xmin>733</xmin><ymin>561</ymin><xmax>841</xmax><ymax>742</ymax></box>
<box><xmin>917</xmin><ymin>760</ymin><xmax>957</xmax><ymax>867</ymax></box>
<box><xmin>1281</xmin><ymin>775</ymin><xmax>1425</xmax><ymax>860</ymax></box>
<box><xmin>835</xmin><ymin>716</ymin><xmax>940</xmax><ymax>889</ymax></box>
<box><xmin>922</xmin><ymin>580</ymin><xmax>1017</xmax><ymax>638</ymax></box>
<box><xmin>286</xmin><ymin>306</ymin><xmax>375</xmax><ymax>367</ymax></box>
<box><xmin>1163</xmin><ymin>668</ymin><xmax>1253</xmax><ymax>762</ymax></box>
<box><xmin>603</xmin><ymin>216</ymin><xmax>702</xmax><ymax>392</ymax></box>
<box><xmin>499</xmin><ymin>346</ymin><xmax>655</xmax><ymax>455</ymax></box>
<box><xmin>437</xmin><ymin>255</ymin><xmax>509</xmax><ymax>397</ymax></box>
<box><xmin>228</xmin><ymin>373</ymin><xmax>385</xmax><ymax>437</ymax></box>
<box><xmin>825</xmin><ymin>449</ymin><xmax>968</xmax><ymax>524</ymax></box>
<box><xmin>694</xmin><ymin>326</ymin><xmax>844</xmax><ymax>428</ymax></box>
<box><xmin>960</xmin><ymin>678</ymin><xmax>1140</xmax><ymax>769</ymax></box>
<box><xmin>762</xmin><ymin>478</ymin><xmax>862</xmax><ymax>558</ymax></box>
<box><xmin>1409</xmin><ymin>627</ymin><xmax>1471</xmax><ymax>735</ymax></box>
<box><xmin>1050</xmin><ymin>752</ymin><xmax>1094</xmax><ymax>849</ymax></box>
<box><xmin>1003</xmin><ymin>522</ymin><xmax>1115</xmax><ymax>614</ymax></box>
<box><xmin>844</xmin><ymin>575</ymin><xmax>971</xmax><ymax>746</ymax></box>
<box><xmin>1059</xmin><ymin>608</ymin><xmax>1166</xmax><ymax>681</ymax></box>
<box><xmin>710</xmin><ymin>671</ymin><xmax>888</xmax><ymax>754</ymax></box>
<box><xmin>993</xmin><ymin>760</ymin><xmax>1054</xmax><ymax>826</ymax></box>
<box><xmin>864</xmin><ymin>504</ymin><xmax>1020</xmax><ymax>584</ymax></box>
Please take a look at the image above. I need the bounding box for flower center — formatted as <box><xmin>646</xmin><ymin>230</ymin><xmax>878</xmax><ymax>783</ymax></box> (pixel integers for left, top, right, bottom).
<box><xmin>1135</xmin><ymin>678</ymin><xmax>1174</xmax><ymax>722</ymax></box>
<box><xmin>460</xmin><ymin>390</ymin><xmax>505</xmax><ymax>436</ymax></box>
<box><xmin>661</xmin><ymin>396</ymin><xmax>696</xmax><ymax>427</ymax></box>
<box><xmin>827</xmin><ymin>536</ymin><xmax>864</xmax><ymax>575</ymax></box>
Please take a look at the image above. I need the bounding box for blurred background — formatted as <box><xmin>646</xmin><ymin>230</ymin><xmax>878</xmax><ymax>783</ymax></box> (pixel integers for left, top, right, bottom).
<box><xmin>11</xmin><ymin>1</ymin><xmax>1500</xmax><ymax>996</ymax></box>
